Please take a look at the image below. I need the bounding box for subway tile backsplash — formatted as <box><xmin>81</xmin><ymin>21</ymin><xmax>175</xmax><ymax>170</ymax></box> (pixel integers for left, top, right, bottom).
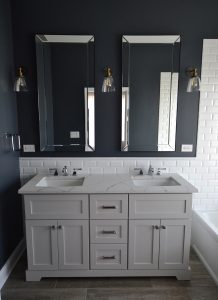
<box><xmin>19</xmin><ymin>40</ymin><xmax>218</xmax><ymax>210</ymax></box>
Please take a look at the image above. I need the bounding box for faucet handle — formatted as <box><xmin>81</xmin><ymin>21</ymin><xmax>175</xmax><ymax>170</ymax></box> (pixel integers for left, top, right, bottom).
<box><xmin>157</xmin><ymin>168</ymin><xmax>166</xmax><ymax>175</ymax></box>
<box><xmin>72</xmin><ymin>168</ymin><xmax>82</xmax><ymax>176</ymax></box>
<box><xmin>49</xmin><ymin>168</ymin><xmax>58</xmax><ymax>176</ymax></box>
<box><xmin>134</xmin><ymin>168</ymin><xmax>143</xmax><ymax>175</ymax></box>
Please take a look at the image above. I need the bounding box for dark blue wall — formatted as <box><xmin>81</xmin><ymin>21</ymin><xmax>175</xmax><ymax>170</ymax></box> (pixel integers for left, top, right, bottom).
<box><xmin>0</xmin><ymin>0</ymin><xmax>23</xmax><ymax>270</ymax></box>
<box><xmin>11</xmin><ymin>0</ymin><xmax>218</xmax><ymax>157</ymax></box>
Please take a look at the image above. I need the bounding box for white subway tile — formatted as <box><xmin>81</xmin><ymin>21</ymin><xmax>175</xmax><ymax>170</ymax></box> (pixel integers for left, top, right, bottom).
<box><xmin>70</xmin><ymin>160</ymin><xmax>83</xmax><ymax>168</ymax></box>
<box><xmin>23</xmin><ymin>167</ymin><xmax>37</xmax><ymax>174</ymax></box>
<box><xmin>162</xmin><ymin>161</ymin><xmax>177</xmax><ymax>167</ymax></box>
<box><xmin>176</xmin><ymin>160</ymin><xmax>190</xmax><ymax>167</ymax></box>
<box><xmin>110</xmin><ymin>160</ymin><xmax>123</xmax><ymax>167</ymax></box>
<box><xmin>123</xmin><ymin>160</ymin><xmax>136</xmax><ymax>167</ymax></box>
<box><xmin>103</xmin><ymin>167</ymin><xmax>116</xmax><ymax>174</ymax></box>
<box><xmin>89</xmin><ymin>167</ymin><xmax>103</xmax><ymax>174</ymax></box>
<box><xmin>30</xmin><ymin>160</ymin><xmax>43</xmax><ymax>167</ymax></box>
<box><xmin>83</xmin><ymin>160</ymin><xmax>97</xmax><ymax>167</ymax></box>
<box><xmin>43</xmin><ymin>160</ymin><xmax>57</xmax><ymax>167</ymax></box>
<box><xmin>136</xmin><ymin>160</ymin><xmax>150</xmax><ymax>168</ymax></box>
<box><xmin>36</xmin><ymin>168</ymin><xmax>49</xmax><ymax>174</ymax></box>
<box><xmin>202</xmin><ymin>160</ymin><xmax>217</xmax><ymax>167</ymax></box>
<box><xmin>56</xmin><ymin>160</ymin><xmax>71</xmax><ymax>167</ymax></box>
<box><xmin>189</xmin><ymin>160</ymin><xmax>202</xmax><ymax>167</ymax></box>
<box><xmin>96</xmin><ymin>160</ymin><xmax>110</xmax><ymax>167</ymax></box>
<box><xmin>20</xmin><ymin>159</ymin><xmax>29</xmax><ymax>167</ymax></box>
<box><xmin>116</xmin><ymin>167</ymin><xmax>130</xmax><ymax>174</ymax></box>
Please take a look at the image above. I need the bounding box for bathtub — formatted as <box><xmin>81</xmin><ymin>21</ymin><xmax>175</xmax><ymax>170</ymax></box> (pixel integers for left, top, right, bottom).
<box><xmin>192</xmin><ymin>210</ymin><xmax>218</xmax><ymax>285</ymax></box>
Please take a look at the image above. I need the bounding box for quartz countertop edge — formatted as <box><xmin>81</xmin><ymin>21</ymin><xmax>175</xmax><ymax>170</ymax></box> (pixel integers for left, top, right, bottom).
<box><xmin>18</xmin><ymin>173</ymin><xmax>198</xmax><ymax>194</ymax></box>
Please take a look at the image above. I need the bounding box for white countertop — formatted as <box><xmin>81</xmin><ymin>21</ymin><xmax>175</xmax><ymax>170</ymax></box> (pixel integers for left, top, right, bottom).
<box><xmin>18</xmin><ymin>173</ymin><xmax>198</xmax><ymax>194</ymax></box>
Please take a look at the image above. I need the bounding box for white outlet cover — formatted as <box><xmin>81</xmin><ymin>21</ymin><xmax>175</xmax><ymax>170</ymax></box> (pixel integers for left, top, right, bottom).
<box><xmin>23</xmin><ymin>144</ymin><xmax>35</xmax><ymax>152</ymax></box>
<box><xmin>181</xmin><ymin>144</ymin><xmax>193</xmax><ymax>152</ymax></box>
<box><xmin>70</xmin><ymin>131</ymin><xmax>80</xmax><ymax>138</ymax></box>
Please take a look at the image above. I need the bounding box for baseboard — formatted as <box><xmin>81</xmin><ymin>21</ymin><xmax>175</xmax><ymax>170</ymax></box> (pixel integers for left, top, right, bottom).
<box><xmin>0</xmin><ymin>238</ymin><xmax>25</xmax><ymax>290</ymax></box>
<box><xmin>192</xmin><ymin>244</ymin><xmax>218</xmax><ymax>286</ymax></box>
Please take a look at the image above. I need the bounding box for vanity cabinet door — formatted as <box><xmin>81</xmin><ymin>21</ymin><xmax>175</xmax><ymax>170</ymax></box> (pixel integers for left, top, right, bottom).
<box><xmin>26</xmin><ymin>220</ymin><xmax>58</xmax><ymax>270</ymax></box>
<box><xmin>159</xmin><ymin>219</ymin><xmax>191</xmax><ymax>270</ymax></box>
<box><xmin>128</xmin><ymin>220</ymin><xmax>160</xmax><ymax>269</ymax></box>
<box><xmin>58</xmin><ymin>220</ymin><xmax>89</xmax><ymax>270</ymax></box>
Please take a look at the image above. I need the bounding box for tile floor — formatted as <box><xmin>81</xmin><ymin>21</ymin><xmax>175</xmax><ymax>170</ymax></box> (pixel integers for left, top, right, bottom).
<box><xmin>1</xmin><ymin>249</ymin><xmax>218</xmax><ymax>300</ymax></box>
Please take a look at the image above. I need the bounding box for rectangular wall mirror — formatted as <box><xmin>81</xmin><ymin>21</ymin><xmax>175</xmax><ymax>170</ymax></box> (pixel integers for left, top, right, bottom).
<box><xmin>122</xmin><ymin>35</ymin><xmax>181</xmax><ymax>152</ymax></box>
<box><xmin>35</xmin><ymin>34</ymin><xmax>95</xmax><ymax>152</ymax></box>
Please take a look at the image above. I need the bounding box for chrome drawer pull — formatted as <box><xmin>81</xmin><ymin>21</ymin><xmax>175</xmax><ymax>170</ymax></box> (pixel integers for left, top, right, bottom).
<box><xmin>102</xmin><ymin>205</ymin><xmax>116</xmax><ymax>209</ymax></box>
<box><xmin>51</xmin><ymin>225</ymin><xmax>56</xmax><ymax>230</ymax></box>
<box><xmin>102</xmin><ymin>255</ymin><xmax>116</xmax><ymax>259</ymax></box>
<box><xmin>161</xmin><ymin>225</ymin><xmax>166</xmax><ymax>229</ymax></box>
<box><xmin>102</xmin><ymin>230</ymin><xmax>116</xmax><ymax>234</ymax></box>
<box><xmin>58</xmin><ymin>225</ymin><xmax>63</xmax><ymax>230</ymax></box>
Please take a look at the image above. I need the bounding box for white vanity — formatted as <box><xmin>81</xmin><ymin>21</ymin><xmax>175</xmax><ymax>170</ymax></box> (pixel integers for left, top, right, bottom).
<box><xmin>19</xmin><ymin>173</ymin><xmax>197</xmax><ymax>281</ymax></box>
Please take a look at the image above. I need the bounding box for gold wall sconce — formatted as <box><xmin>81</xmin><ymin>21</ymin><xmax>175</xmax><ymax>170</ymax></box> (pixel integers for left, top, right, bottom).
<box><xmin>14</xmin><ymin>66</ymin><xmax>28</xmax><ymax>92</ymax></box>
<box><xmin>102</xmin><ymin>67</ymin><xmax>115</xmax><ymax>93</ymax></box>
<box><xmin>186</xmin><ymin>67</ymin><xmax>201</xmax><ymax>92</ymax></box>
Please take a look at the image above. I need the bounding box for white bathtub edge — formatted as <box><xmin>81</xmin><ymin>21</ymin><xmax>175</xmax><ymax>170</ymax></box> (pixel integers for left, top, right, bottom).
<box><xmin>192</xmin><ymin>244</ymin><xmax>218</xmax><ymax>286</ymax></box>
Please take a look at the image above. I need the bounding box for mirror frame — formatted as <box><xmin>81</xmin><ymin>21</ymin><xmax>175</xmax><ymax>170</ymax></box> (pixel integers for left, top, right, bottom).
<box><xmin>121</xmin><ymin>35</ymin><xmax>181</xmax><ymax>152</ymax></box>
<box><xmin>35</xmin><ymin>34</ymin><xmax>95</xmax><ymax>152</ymax></box>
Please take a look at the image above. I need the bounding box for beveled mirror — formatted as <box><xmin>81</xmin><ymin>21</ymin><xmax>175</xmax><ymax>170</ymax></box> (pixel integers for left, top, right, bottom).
<box><xmin>35</xmin><ymin>35</ymin><xmax>95</xmax><ymax>152</ymax></box>
<box><xmin>122</xmin><ymin>35</ymin><xmax>181</xmax><ymax>151</ymax></box>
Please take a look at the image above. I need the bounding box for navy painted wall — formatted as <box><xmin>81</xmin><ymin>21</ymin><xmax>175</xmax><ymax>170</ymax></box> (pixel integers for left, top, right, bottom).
<box><xmin>10</xmin><ymin>0</ymin><xmax>218</xmax><ymax>157</ymax></box>
<box><xmin>0</xmin><ymin>0</ymin><xmax>23</xmax><ymax>270</ymax></box>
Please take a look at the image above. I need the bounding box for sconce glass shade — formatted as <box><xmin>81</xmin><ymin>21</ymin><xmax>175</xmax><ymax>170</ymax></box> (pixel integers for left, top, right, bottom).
<box><xmin>186</xmin><ymin>68</ymin><xmax>200</xmax><ymax>92</ymax></box>
<box><xmin>102</xmin><ymin>67</ymin><xmax>115</xmax><ymax>93</ymax></box>
<box><xmin>14</xmin><ymin>67</ymin><xmax>28</xmax><ymax>92</ymax></box>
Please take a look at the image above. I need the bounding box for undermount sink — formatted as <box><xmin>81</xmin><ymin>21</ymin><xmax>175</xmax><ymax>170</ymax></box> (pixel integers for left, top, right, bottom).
<box><xmin>132</xmin><ymin>175</ymin><xmax>180</xmax><ymax>187</ymax></box>
<box><xmin>36</xmin><ymin>176</ymin><xmax>85</xmax><ymax>187</ymax></box>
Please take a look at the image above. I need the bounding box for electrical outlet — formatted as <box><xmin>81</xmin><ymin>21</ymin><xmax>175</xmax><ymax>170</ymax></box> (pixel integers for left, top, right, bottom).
<box><xmin>181</xmin><ymin>144</ymin><xmax>193</xmax><ymax>152</ymax></box>
<box><xmin>70</xmin><ymin>131</ymin><xmax>80</xmax><ymax>138</ymax></box>
<box><xmin>23</xmin><ymin>144</ymin><xmax>35</xmax><ymax>152</ymax></box>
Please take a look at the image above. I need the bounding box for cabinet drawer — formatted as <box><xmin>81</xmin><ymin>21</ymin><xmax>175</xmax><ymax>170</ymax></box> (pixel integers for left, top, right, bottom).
<box><xmin>129</xmin><ymin>194</ymin><xmax>192</xmax><ymax>219</ymax></box>
<box><xmin>90</xmin><ymin>220</ymin><xmax>127</xmax><ymax>243</ymax></box>
<box><xmin>90</xmin><ymin>244</ymin><xmax>127</xmax><ymax>269</ymax></box>
<box><xmin>90</xmin><ymin>194</ymin><xmax>128</xmax><ymax>219</ymax></box>
<box><xmin>24</xmin><ymin>194</ymin><xmax>89</xmax><ymax>219</ymax></box>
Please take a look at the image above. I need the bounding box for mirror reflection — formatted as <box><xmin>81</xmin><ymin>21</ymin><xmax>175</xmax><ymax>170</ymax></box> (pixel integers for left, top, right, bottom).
<box><xmin>35</xmin><ymin>35</ymin><xmax>95</xmax><ymax>152</ymax></box>
<box><xmin>122</xmin><ymin>35</ymin><xmax>181</xmax><ymax>152</ymax></box>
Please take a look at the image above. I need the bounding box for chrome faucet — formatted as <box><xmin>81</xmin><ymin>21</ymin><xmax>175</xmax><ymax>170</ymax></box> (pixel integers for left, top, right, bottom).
<box><xmin>147</xmin><ymin>165</ymin><xmax>154</xmax><ymax>176</ymax></box>
<box><xmin>62</xmin><ymin>166</ymin><xmax>68</xmax><ymax>176</ymax></box>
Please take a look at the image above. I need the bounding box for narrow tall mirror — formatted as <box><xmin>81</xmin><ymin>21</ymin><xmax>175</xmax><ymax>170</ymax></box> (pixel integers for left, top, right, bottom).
<box><xmin>35</xmin><ymin>35</ymin><xmax>95</xmax><ymax>152</ymax></box>
<box><xmin>122</xmin><ymin>35</ymin><xmax>181</xmax><ymax>152</ymax></box>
